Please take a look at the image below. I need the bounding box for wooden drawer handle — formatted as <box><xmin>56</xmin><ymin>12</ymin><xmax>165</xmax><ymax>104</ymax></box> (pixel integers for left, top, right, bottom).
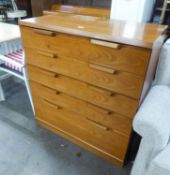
<box><xmin>87</xmin><ymin>103</ymin><xmax>112</xmax><ymax>115</ymax></box>
<box><xmin>91</xmin><ymin>39</ymin><xmax>120</xmax><ymax>49</ymax></box>
<box><xmin>34</xmin><ymin>29</ymin><xmax>56</xmax><ymax>37</ymax></box>
<box><xmin>87</xmin><ymin>84</ymin><xmax>113</xmax><ymax>97</ymax></box>
<box><xmin>87</xmin><ymin>118</ymin><xmax>110</xmax><ymax>131</ymax></box>
<box><xmin>56</xmin><ymin>90</ymin><xmax>61</xmax><ymax>95</ymax></box>
<box><xmin>39</xmin><ymin>68</ymin><xmax>58</xmax><ymax>78</ymax></box>
<box><xmin>43</xmin><ymin>99</ymin><xmax>61</xmax><ymax>110</ymax></box>
<box><xmin>89</xmin><ymin>64</ymin><xmax>116</xmax><ymax>74</ymax></box>
<box><xmin>38</xmin><ymin>50</ymin><xmax>58</xmax><ymax>58</ymax></box>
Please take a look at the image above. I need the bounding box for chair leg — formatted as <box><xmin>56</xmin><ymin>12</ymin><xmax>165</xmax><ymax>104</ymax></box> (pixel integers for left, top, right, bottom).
<box><xmin>160</xmin><ymin>0</ymin><xmax>168</xmax><ymax>23</ymax></box>
<box><xmin>0</xmin><ymin>82</ymin><xmax>5</xmax><ymax>101</ymax></box>
<box><xmin>0</xmin><ymin>73</ymin><xmax>13</xmax><ymax>102</ymax></box>
<box><xmin>23</xmin><ymin>68</ymin><xmax>35</xmax><ymax>115</ymax></box>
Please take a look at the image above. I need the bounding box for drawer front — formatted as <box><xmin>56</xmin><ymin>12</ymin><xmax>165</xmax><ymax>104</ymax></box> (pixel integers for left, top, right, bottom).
<box><xmin>25</xmin><ymin>47</ymin><xmax>144</xmax><ymax>99</ymax></box>
<box><xmin>30</xmin><ymin>81</ymin><xmax>132</xmax><ymax>136</ymax></box>
<box><xmin>27</xmin><ymin>65</ymin><xmax>138</xmax><ymax>118</ymax></box>
<box><xmin>21</xmin><ymin>26</ymin><xmax>151</xmax><ymax>76</ymax></box>
<box><xmin>34</xmin><ymin>96</ymin><xmax>130</xmax><ymax>162</ymax></box>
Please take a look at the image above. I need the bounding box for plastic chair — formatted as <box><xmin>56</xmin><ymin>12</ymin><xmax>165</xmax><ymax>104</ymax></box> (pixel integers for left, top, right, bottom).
<box><xmin>7</xmin><ymin>0</ymin><xmax>27</xmax><ymax>20</ymax></box>
<box><xmin>0</xmin><ymin>38</ymin><xmax>34</xmax><ymax>113</ymax></box>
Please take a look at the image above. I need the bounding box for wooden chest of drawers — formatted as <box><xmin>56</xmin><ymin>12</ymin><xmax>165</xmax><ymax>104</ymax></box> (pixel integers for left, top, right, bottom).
<box><xmin>19</xmin><ymin>13</ymin><xmax>167</xmax><ymax>166</ymax></box>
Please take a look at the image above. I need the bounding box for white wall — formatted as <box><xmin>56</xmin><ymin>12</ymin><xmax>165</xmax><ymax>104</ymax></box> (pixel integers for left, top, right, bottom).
<box><xmin>142</xmin><ymin>0</ymin><xmax>155</xmax><ymax>22</ymax></box>
<box><xmin>110</xmin><ymin>0</ymin><xmax>155</xmax><ymax>22</ymax></box>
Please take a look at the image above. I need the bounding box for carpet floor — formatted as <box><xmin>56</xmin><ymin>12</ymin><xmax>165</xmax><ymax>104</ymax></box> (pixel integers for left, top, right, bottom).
<box><xmin>0</xmin><ymin>77</ymin><xmax>132</xmax><ymax>175</ymax></box>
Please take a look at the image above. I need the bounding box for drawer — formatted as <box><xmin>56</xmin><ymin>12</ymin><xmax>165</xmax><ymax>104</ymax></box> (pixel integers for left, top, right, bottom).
<box><xmin>21</xmin><ymin>26</ymin><xmax>151</xmax><ymax>76</ymax></box>
<box><xmin>25</xmin><ymin>47</ymin><xmax>144</xmax><ymax>99</ymax></box>
<box><xmin>34</xmin><ymin>97</ymin><xmax>130</xmax><ymax>162</ymax></box>
<box><xmin>30</xmin><ymin>81</ymin><xmax>132</xmax><ymax>136</ymax></box>
<box><xmin>27</xmin><ymin>65</ymin><xmax>138</xmax><ymax>118</ymax></box>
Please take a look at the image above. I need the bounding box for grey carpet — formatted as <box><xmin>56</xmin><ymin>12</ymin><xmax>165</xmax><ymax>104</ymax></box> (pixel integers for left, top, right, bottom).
<box><xmin>0</xmin><ymin>77</ymin><xmax>132</xmax><ymax>175</ymax></box>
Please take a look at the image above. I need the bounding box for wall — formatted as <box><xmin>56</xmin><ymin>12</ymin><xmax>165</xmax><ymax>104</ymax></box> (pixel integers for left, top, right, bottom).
<box><xmin>110</xmin><ymin>0</ymin><xmax>155</xmax><ymax>22</ymax></box>
<box><xmin>31</xmin><ymin>0</ymin><xmax>111</xmax><ymax>17</ymax></box>
<box><xmin>31</xmin><ymin>0</ymin><xmax>62</xmax><ymax>16</ymax></box>
<box><xmin>17</xmin><ymin>0</ymin><xmax>32</xmax><ymax>17</ymax></box>
<box><xmin>64</xmin><ymin>0</ymin><xmax>111</xmax><ymax>8</ymax></box>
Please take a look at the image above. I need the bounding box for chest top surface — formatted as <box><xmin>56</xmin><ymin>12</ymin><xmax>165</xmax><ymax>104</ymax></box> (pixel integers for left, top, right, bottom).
<box><xmin>19</xmin><ymin>13</ymin><xmax>167</xmax><ymax>49</ymax></box>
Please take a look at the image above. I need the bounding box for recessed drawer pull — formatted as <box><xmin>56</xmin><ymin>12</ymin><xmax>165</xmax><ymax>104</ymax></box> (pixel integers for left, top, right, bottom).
<box><xmin>87</xmin><ymin>84</ymin><xmax>113</xmax><ymax>96</ymax></box>
<box><xmin>39</xmin><ymin>68</ymin><xmax>58</xmax><ymax>78</ymax></box>
<box><xmin>33</xmin><ymin>29</ymin><xmax>56</xmax><ymax>37</ymax></box>
<box><xmin>38</xmin><ymin>50</ymin><xmax>58</xmax><ymax>58</ymax></box>
<box><xmin>89</xmin><ymin>63</ymin><xmax>116</xmax><ymax>74</ymax></box>
<box><xmin>87</xmin><ymin>118</ymin><xmax>110</xmax><ymax>131</ymax></box>
<box><xmin>43</xmin><ymin>99</ymin><xmax>61</xmax><ymax>110</ymax></box>
<box><xmin>41</xmin><ymin>69</ymin><xmax>58</xmax><ymax>78</ymax></box>
<box><xmin>87</xmin><ymin>104</ymin><xmax>112</xmax><ymax>115</ymax></box>
<box><xmin>31</xmin><ymin>64</ymin><xmax>58</xmax><ymax>78</ymax></box>
<box><xmin>91</xmin><ymin>39</ymin><xmax>120</xmax><ymax>49</ymax></box>
<box><xmin>56</xmin><ymin>90</ymin><xmax>61</xmax><ymax>95</ymax></box>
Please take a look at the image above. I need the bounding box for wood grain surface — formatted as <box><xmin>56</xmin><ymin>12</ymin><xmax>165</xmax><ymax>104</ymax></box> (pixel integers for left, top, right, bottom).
<box><xmin>19</xmin><ymin>13</ymin><xmax>167</xmax><ymax>48</ymax></box>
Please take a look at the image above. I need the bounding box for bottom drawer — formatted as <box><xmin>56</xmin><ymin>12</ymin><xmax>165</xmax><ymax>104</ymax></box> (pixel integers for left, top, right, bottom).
<box><xmin>34</xmin><ymin>96</ymin><xmax>130</xmax><ymax>166</ymax></box>
<box><xmin>30</xmin><ymin>81</ymin><xmax>132</xmax><ymax>136</ymax></box>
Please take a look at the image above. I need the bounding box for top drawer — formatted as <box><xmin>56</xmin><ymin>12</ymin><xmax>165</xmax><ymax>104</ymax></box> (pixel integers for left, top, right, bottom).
<box><xmin>20</xmin><ymin>26</ymin><xmax>151</xmax><ymax>76</ymax></box>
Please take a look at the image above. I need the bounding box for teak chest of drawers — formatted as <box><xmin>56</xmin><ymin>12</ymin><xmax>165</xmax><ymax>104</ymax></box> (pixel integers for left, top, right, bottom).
<box><xmin>19</xmin><ymin>13</ymin><xmax>167</xmax><ymax>166</ymax></box>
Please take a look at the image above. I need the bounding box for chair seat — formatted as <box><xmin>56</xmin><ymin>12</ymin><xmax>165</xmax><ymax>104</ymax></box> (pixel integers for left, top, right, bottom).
<box><xmin>7</xmin><ymin>10</ymin><xmax>27</xmax><ymax>18</ymax></box>
<box><xmin>0</xmin><ymin>63</ymin><xmax>23</xmax><ymax>77</ymax></box>
<box><xmin>4</xmin><ymin>49</ymin><xmax>23</xmax><ymax>73</ymax></box>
